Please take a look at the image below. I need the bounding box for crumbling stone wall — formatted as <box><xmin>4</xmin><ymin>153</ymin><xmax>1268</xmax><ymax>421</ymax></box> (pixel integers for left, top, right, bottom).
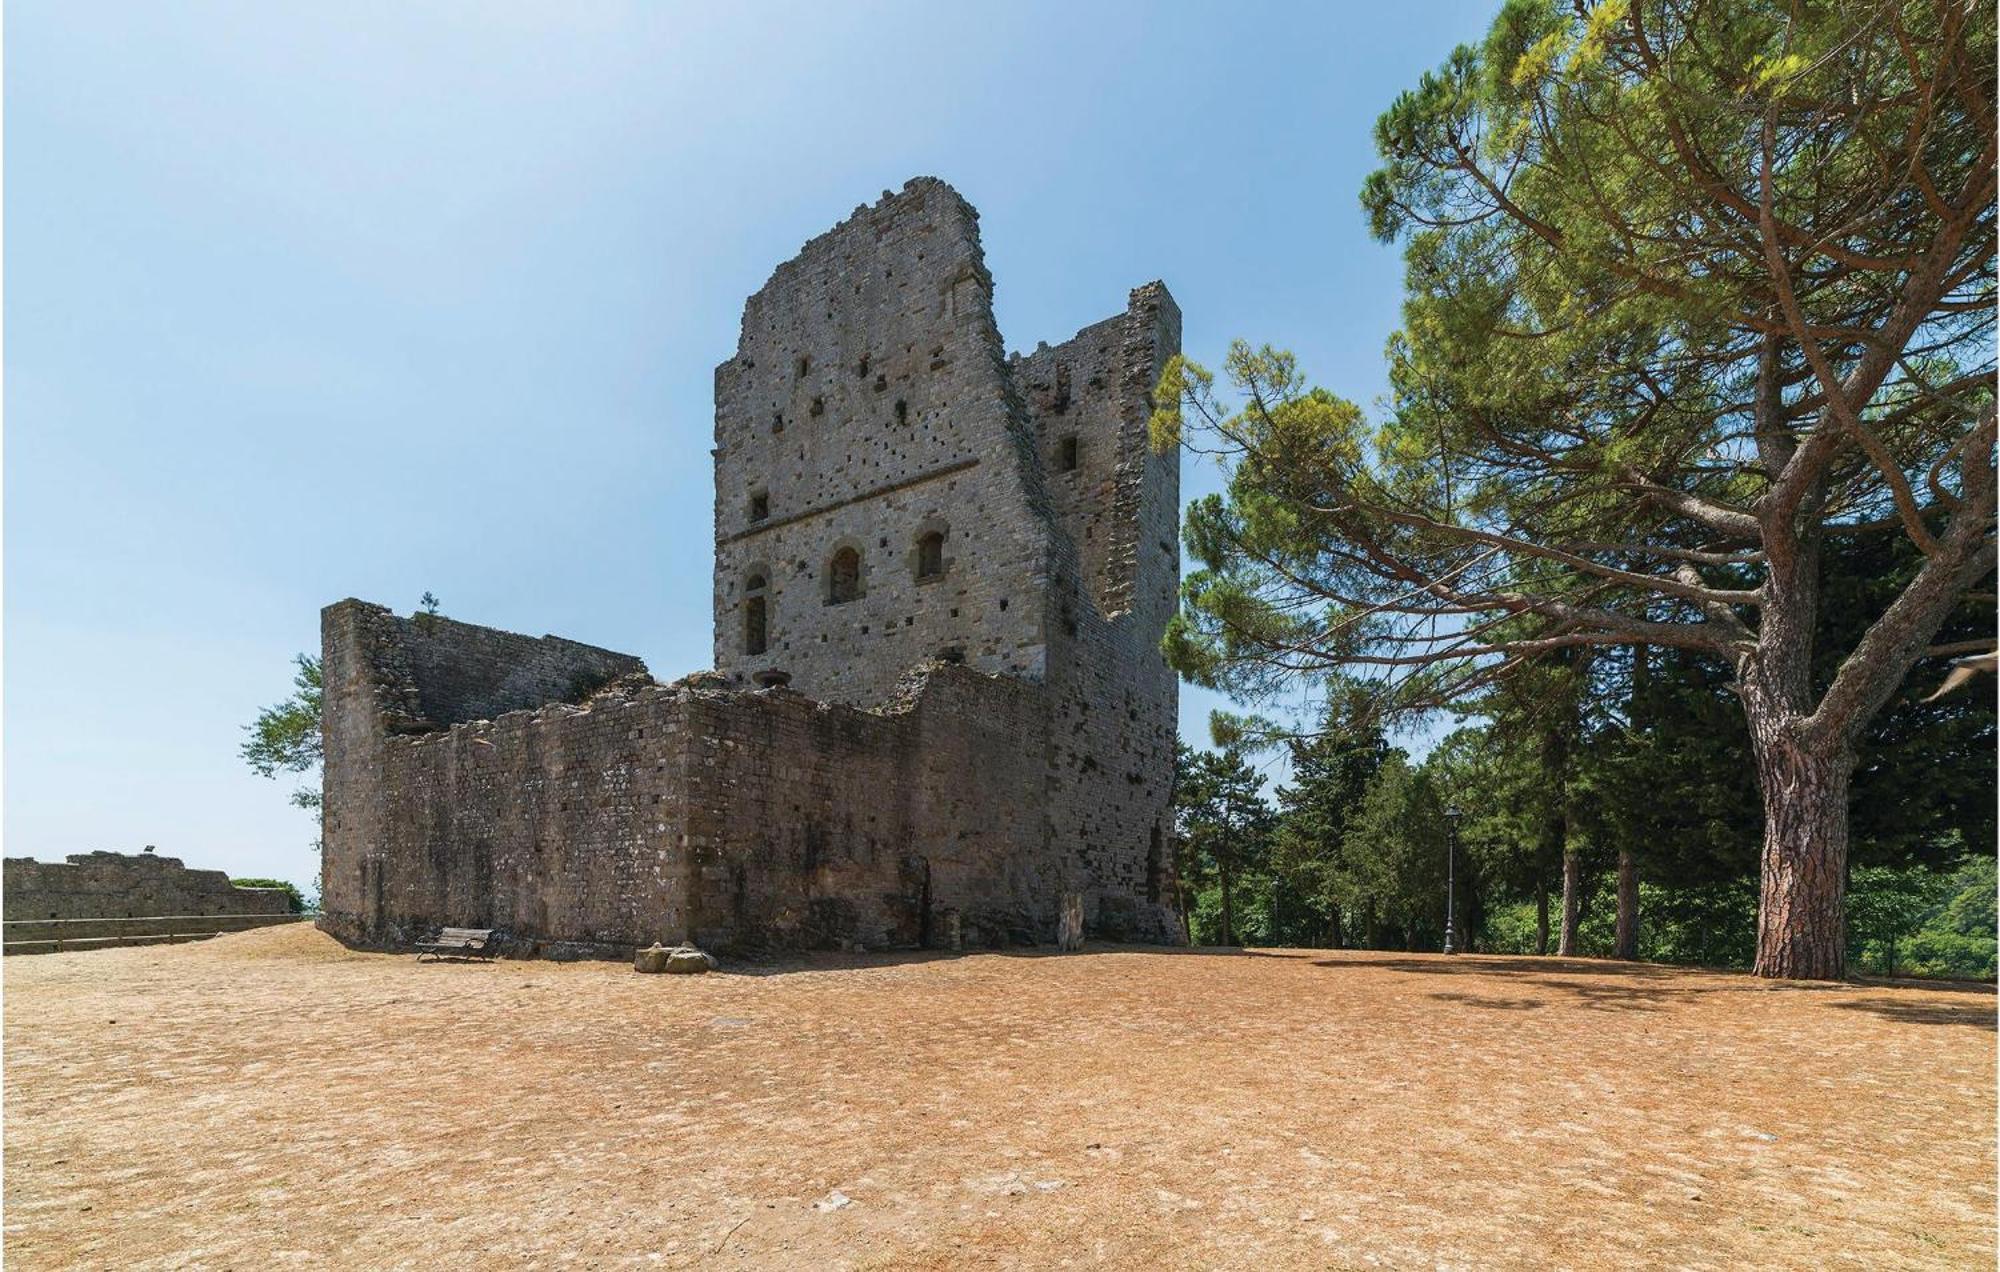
<box><xmin>319</xmin><ymin>610</ymin><xmax>1061</xmax><ymax>955</ymax></box>
<box><xmin>1017</xmin><ymin>284</ymin><xmax>1184</xmax><ymax>941</ymax></box>
<box><xmin>4</xmin><ymin>851</ymin><xmax>293</xmax><ymax>924</ymax></box>
<box><xmin>711</xmin><ymin>179</ymin><xmax>1057</xmax><ymax>708</ymax></box>
<box><xmin>320</xmin><ymin>177</ymin><xmax>1184</xmax><ymax>955</ymax></box>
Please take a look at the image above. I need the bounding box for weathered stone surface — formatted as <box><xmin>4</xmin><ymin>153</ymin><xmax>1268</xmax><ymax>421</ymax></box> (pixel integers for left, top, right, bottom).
<box><xmin>318</xmin><ymin>177</ymin><xmax>1184</xmax><ymax>957</ymax></box>
<box><xmin>663</xmin><ymin>945</ymin><xmax>716</xmax><ymax>974</ymax></box>
<box><xmin>1057</xmin><ymin>892</ymin><xmax>1085</xmax><ymax>952</ymax></box>
<box><xmin>633</xmin><ymin>943</ymin><xmax>715</xmax><ymax>974</ymax></box>
<box><xmin>4</xmin><ymin>851</ymin><xmax>293</xmax><ymax>926</ymax></box>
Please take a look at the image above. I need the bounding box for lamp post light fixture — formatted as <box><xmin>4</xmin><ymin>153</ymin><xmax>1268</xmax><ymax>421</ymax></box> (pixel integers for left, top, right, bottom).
<box><xmin>1443</xmin><ymin>805</ymin><xmax>1464</xmax><ymax>955</ymax></box>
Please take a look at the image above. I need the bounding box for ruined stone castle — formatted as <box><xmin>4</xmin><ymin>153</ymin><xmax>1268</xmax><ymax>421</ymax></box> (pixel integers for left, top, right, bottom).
<box><xmin>319</xmin><ymin>178</ymin><xmax>1183</xmax><ymax>956</ymax></box>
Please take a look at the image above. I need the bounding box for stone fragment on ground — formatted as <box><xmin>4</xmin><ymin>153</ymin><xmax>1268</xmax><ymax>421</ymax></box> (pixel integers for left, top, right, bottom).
<box><xmin>634</xmin><ymin>943</ymin><xmax>718</xmax><ymax>974</ymax></box>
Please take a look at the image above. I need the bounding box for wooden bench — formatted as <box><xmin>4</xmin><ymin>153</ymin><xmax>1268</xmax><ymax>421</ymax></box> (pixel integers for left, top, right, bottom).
<box><xmin>415</xmin><ymin>927</ymin><xmax>497</xmax><ymax>962</ymax></box>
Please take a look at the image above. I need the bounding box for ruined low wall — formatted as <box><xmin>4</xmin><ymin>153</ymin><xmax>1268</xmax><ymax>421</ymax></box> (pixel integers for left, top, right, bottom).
<box><xmin>3</xmin><ymin>913</ymin><xmax>304</xmax><ymax>955</ymax></box>
<box><xmin>319</xmin><ymin>659</ymin><xmax>1067</xmax><ymax>957</ymax></box>
<box><xmin>322</xmin><ymin>675</ymin><xmax>691</xmax><ymax>957</ymax></box>
<box><xmin>3</xmin><ymin>852</ymin><xmax>295</xmax><ymax>923</ymax></box>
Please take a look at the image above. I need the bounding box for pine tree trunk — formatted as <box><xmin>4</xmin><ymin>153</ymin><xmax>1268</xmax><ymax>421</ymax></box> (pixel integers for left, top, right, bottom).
<box><xmin>1535</xmin><ymin>873</ymin><xmax>1550</xmax><ymax>955</ymax></box>
<box><xmin>1614</xmin><ymin>849</ymin><xmax>1639</xmax><ymax>960</ymax></box>
<box><xmin>1558</xmin><ymin>850</ymin><xmax>1582</xmax><ymax>957</ymax></box>
<box><xmin>1750</xmin><ymin>734</ymin><xmax>1853</xmax><ymax>980</ymax></box>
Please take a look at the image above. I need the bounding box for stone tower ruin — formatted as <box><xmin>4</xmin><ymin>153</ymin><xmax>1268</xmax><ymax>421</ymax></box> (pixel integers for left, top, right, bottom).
<box><xmin>318</xmin><ymin>178</ymin><xmax>1182</xmax><ymax>956</ymax></box>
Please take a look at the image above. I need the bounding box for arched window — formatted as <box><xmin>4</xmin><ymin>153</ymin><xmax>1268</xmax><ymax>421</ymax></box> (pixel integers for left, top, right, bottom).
<box><xmin>827</xmin><ymin>547</ymin><xmax>862</xmax><ymax>604</ymax></box>
<box><xmin>743</xmin><ymin>573</ymin><xmax>768</xmax><ymax>655</ymax></box>
<box><xmin>916</xmin><ymin>530</ymin><xmax>945</xmax><ymax>580</ymax></box>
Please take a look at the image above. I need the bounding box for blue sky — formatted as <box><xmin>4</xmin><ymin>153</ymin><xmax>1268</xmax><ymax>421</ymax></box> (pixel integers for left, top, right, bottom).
<box><xmin>6</xmin><ymin>0</ymin><xmax>1498</xmax><ymax>890</ymax></box>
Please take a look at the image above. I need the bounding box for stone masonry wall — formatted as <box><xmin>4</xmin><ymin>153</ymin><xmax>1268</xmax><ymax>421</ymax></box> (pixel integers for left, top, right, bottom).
<box><xmin>320</xmin><ymin>627</ymin><xmax>1063</xmax><ymax>955</ymax></box>
<box><xmin>320</xmin><ymin>176</ymin><xmax>1185</xmax><ymax>957</ymax></box>
<box><xmin>711</xmin><ymin>179</ymin><xmax>1059</xmax><ymax>708</ymax></box>
<box><xmin>318</xmin><ymin>601</ymin><xmax>653</xmax><ymax>950</ymax></box>
<box><xmin>4</xmin><ymin>851</ymin><xmax>294</xmax><ymax>923</ymax></box>
<box><xmin>1019</xmin><ymin>284</ymin><xmax>1185</xmax><ymax>943</ymax></box>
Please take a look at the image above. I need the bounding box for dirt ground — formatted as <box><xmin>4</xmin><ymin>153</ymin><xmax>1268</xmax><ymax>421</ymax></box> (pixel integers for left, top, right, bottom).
<box><xmin>3</xmin><ymin>926</ymin><xmax>1993</xmax><ymax>1270</ymax></box>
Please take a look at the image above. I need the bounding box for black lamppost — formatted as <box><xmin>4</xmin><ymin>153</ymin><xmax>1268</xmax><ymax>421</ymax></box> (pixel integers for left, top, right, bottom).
<box><xmin>1443</xmin><ymin>805</ymin><xmax>1463</xmax><ymax>955</ymax></box>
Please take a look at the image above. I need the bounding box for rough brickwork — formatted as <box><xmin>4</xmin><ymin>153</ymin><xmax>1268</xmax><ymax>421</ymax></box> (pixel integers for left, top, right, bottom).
<box><xmin>320</xmin><ymin>177</ymin><xmax>1183</xmax><ymax>956</ymax></box>
<box><xmin>711</xmin><ymin>180</ymin><xmax>1054</xmax><ymax>706</ymax></box>
<box><xmin>4</xmin><ymin>851</ymin><xmax>293</xmax><ymax>925</ymax></box>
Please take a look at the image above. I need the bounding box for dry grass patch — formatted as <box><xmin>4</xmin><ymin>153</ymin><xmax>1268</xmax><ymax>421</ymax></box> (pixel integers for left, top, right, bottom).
<box><xmin>5</xmin><ymin>925</ymin><xmax>1993</xmax><ymax>1269</ymax></box>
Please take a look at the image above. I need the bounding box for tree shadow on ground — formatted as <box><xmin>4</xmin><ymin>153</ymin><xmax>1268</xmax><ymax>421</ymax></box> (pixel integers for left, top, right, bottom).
<box><xmin>1334</xmin><ymin>955</ymin><xmax>1694</xmax><ymax>979</ymax></box>
<box><xmin>1324</xmin><ymin>953</ymin><xmax>1871</xmax><ymax>1013</ymax></box>
<box><xmin>1828</xmin><ymin>997</ymin><xmax>1998</xmax><ymax>1030</ymax></box>
<box><xmin>1848</xmin><ymin>973</ymin><xmax>1997</xmax><ymax>996</ymax></box>
<box><xmin>1308</xmin><ymin>951</ymin><xmax>1993</xmax><ymax>1016</ymax></box>
<box><xmin>710</xmin><ymin>940</ymin><xmax>1226</xmax><ymax>978</ymax></box>
<box><xmin>1428</xmin><ymin>991</ymin><xmax>1547</xmax><ymax>1011</ymax></box>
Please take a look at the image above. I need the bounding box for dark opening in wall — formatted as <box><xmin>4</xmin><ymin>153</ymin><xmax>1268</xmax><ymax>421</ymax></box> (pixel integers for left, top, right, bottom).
<box><xmin>749</xmin><ymin>490</ymin><xmax>770</xmax><ymax>522</ymax></box>
<box><xmin>916</xmin><ymin>530</ymin><xmax>945</xmax><ymax>579</ymax></box>
<box><xmin>744</xmin><ymin>593</ymin><xmax>768</xmax><ymax>656</ymax></box>
<box><xmin>1059</xmin><ymin>435</ymin><xmax>1079</xmax><ymax>471</ymax></box>
<box><xmin>857</xmin><ymin>354</ymin><xmax>870</xmax><ymax>377</ymax></box>
<box><xmin>894</xmin><ymin>399</ymin><xmax>909</xmax><ymax>426</ymax></box>
<box><xmin>772</xmin><ymin>411</ymin><xmax>785</xmax><ymax>434</ymax></box>
<box><xmin>810</xmin><ymin>396</ymin><xmax>825</xmax><ymax>417</ymax></box>
<box><xmin>827</xmin><ymin>547</ymin><xmax>862</xmax><ymax>604</ymax></box>
<box><xmin>796</xmin><ymin>355</ymin><xmax>810</xmax><ymax>378</ymax></box>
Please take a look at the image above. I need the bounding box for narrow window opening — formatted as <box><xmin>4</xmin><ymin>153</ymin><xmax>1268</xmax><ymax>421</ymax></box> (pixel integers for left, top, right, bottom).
<box><xmin>772</xmin><ymin>411</ymin><xmax>785</xmax><ymax>434</ymax></box>
<box><xmin>748</xmin><ymin>490</ymin><xmax>769</xmax><ymax>523</ymax></box>
<box><xmin>828</xmin><ymin>547</ymin><xmax>862</xmax><ymax>604</ymax></box>
<box><xmin>810</xmin><ymin>396</ymin><xmax>825</xmax><ymax>417</ymax></box>
<box><xmin>796</xmin><ymin>355</ymin><xmax>810</xmax><ymax>378</ymax></box>
<box><xmin>857</xmin><ymin>354</ymin><xmax>870</xmax><ymax>377</ymax></box>
<box><xmin>744</xmin><ymin>573</ymin><xmax>769</xmax><ymax>655</ymax></box>
<box><xmin>1059</xmin><ymin>435</ymin><xmax>1080</xmax><ymax>472</ymax></box>
<box><xmin>894</xmin><ymin>399</ymin><xmax>909</xmax><ymax>426</ymax></box>
<box><xmin>916</xmin><ymin>531</ymin><xmax>945</xmax><ymax>579</ymax></box>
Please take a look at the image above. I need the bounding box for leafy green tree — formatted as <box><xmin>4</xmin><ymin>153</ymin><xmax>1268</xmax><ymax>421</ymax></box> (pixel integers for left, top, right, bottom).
<box><xmin>1900</xmin><ymin>855</ymin><xmax>1998</xmax><ymax>979</ymax></box>
<box><xmin>1173</xmin><ymin>744</ymin><xmax>1275</xmax><ymax>946</ymax></box>
<box><xmin>229</xmin><ymin>878</ymin><xmax>308</xmax><ymax>914</ymax></box>
<box><xmin>1846</xmin><ymin>865</ymin><xmax>1957</xmax><ymax>976</ymax></box>
<box><xmin>1336</xmin><ymin>754</ymin><xmax>1453</xmax><ymax>950</ymax></box>
<box><xmin>243</xmin><ymin>653</ymin><xmax>323</xmax><ymax>825</ymax></box>
<box><xmin>1155</xmin><ymin>0</ymin><xmax>1995</xmax><ymax>978</ymax></box>
<box><xmin>1427</xmin><ymin>722</ymin><xmax>1554</xmax><ymax>951</ymax></box>
<box><xmin>1269</xmin><ymin>716</ymin><xmax>1390</xmax><ymax>946</ymax></box>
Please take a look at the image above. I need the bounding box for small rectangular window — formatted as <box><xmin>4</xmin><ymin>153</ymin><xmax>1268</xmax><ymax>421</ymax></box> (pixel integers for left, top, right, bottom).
<box><xmin>1059</xmin><ymin>435</ymin><xmax>1079</xmax><ymax>472</ymax></box>
<box><xmin>749</xmin><ymin>490</ymin><xmax>769</xmax><ymax>522</ymax></box>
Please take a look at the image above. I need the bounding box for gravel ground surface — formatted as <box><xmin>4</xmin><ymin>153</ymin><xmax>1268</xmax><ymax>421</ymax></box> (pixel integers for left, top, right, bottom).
<box><xmin>4</xmin><ymin>924</ymin><xmax>1993</xmax><ymax>1269</ymax></box>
